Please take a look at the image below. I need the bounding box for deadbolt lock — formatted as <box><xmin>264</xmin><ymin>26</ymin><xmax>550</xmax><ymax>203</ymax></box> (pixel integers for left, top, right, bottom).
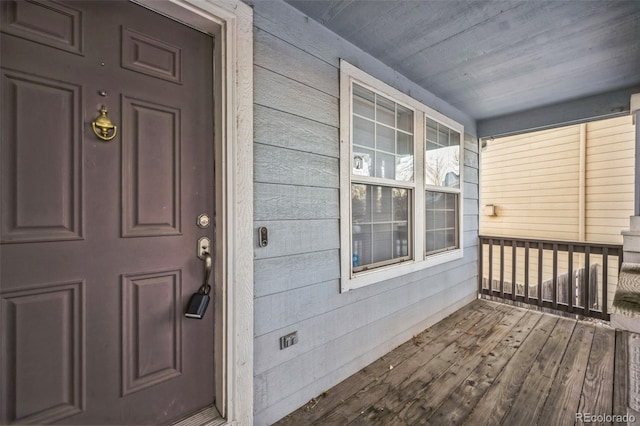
<box><xmin>197</xmin><ymin>213</ymin><xmax>211</xmax><ymax>229</ymax></box>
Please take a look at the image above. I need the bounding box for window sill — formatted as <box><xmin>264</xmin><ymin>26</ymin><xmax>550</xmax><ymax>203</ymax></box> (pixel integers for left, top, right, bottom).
<box><xmin>341</xmin><ymin>248</ymin><xmax>464</xmax><ymax>292</ymax></box>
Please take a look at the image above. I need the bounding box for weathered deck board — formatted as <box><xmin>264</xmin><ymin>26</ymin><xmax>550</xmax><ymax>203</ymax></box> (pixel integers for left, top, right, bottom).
<box><xmin>537</xmin><ymin>322</ymin><xmax>595</xmax><ymax>425</ymax></box>
<box><xmin>462</xmin><ymin>314</ymin><xmax>559</xmax><ymax>426</ymax></box>
<box><xmin>426</xmin><ymin>309</ymin><xmax>543</xmax><ymax>425</ymax></box>
<box><xmin>388</xmin><ymin>306</ymin><xmax>528</xmax><ymax>424</ymax></box>
<box><xmin>358</xmin><ymin>306</ymin><xmax>515</xmax><ymax>422</ymax></box>
<box><xmin>500</xmin><ymin>317</ymin><xmax>576</xmax><ymax>424</ymax></box>
<box><xmin>275</xmin><ymin>300</ymin><xmax>623</xmax><ymax>426</ymax></box>
<box><xmin>613</xmin><ymin>330</ymin><xmax>629</xmax><ymax>419</ymax></box>
<box><xmin>578</xmin><ymin>325</ymin><xmax>616</xmax><ymax>417</ymax></box>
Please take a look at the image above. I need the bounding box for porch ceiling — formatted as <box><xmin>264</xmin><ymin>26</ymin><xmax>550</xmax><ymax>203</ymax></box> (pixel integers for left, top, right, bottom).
<box><xmin>284</xmin><ymin>0</ymin><xmax>640</xmax><ymax>122</ymax></box>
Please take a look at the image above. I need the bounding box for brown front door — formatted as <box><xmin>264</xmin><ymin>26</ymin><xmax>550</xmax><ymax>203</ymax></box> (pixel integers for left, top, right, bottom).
<box><xmin>0</xmin><ymin>1</ymin><xmax>215</xmax><ymax>424</ymax></box>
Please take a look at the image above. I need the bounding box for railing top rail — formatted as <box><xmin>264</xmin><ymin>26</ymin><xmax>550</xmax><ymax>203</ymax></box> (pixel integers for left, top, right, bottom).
<box><xmin>479</xmin><ymin>234</ymin><xmax>622</xmax><ymax>251</ymax></box>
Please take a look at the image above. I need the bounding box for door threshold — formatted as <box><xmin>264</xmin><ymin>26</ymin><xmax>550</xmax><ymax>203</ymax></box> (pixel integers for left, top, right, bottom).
<box><xmin>173</xmin><ymin>406</ymin><xmax>225</xmax><ymax>426</ymax></box>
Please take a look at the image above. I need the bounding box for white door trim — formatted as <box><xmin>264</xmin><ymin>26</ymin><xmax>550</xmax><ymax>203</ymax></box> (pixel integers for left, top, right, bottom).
<box><xmin>132</xmin><ymin>1</ymin><xmax>254</xmax><ymax>424</ymax></box>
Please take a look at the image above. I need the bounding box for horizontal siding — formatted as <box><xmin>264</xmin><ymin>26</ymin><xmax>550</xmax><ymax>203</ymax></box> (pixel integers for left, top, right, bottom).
<box><xmin>586</xmin><ymin>175</ymin><xmax>633</xmax><ymax>186</ymax></box>
<box><xmin>254</xmin><ymin>219</ymin><xmax>340</xmax><ymax>259</ymax></box>
<box><xmin>586</xmin><ymin>133</ymin><xmax>636</xmax><ymax>152</ymax></box>
<box><xmin>586</xmin><ymin>168</ymin><xmax>633</xmax><ymax>179</ymax></box>
<box><xmin>254</xmin><ymin>105</ymin><xmax>339</xmax><ymax>158</ymax></box>
<box><xmin>254</xmin><ymin>183</ymin><xmax>339</xmax><ymax>221</ymax></box>
<box><xmin>251</xmin><ymin>3</ymin><xmax>478</xmax><ymax>424</ymax></box>
<box><xmin>585</xmin><ymin>115</ymin><xmax>634</xmax><ymax>244</ymax></box>
<box><xmin>254</xmin><ymin>27</ymin><xmax>339</xmax><ymax>97</ymax></box>
<box><xmin>481</xmin><ymin>115</ymin><xmax>633</xmax><ymax>246</ymax></box>
<box><xmin>255</xmin><ymin>253</ymin><xmax>479</xmax><ymax>338</ymax></box>
<box><xmin>586</xmin><ymin>149</ymin><xmax>634</xmax><ymax>163</ymax></box>
<box><xmin>483</xmin><ymin>176</ymin><xmax>580</xmax><ymax>188</ymax></box>
<box><xmin>254</xmin><ymin>249</ymin><xmax>341</xmax><ymax>298</ymax></box>
<box><xmin>482</xmin><ymin>157</ymin><xmax>580</xmax><ymax>177</ymax></box>
<box><xmin>254</xmin><ymin>65</ymin><xmax>338</xmax><ymax>126</ymax></box>
<box><xmin>254</xmin><ymin>143</ymin><xmax>339</xmax><ymax>188</ymax></box>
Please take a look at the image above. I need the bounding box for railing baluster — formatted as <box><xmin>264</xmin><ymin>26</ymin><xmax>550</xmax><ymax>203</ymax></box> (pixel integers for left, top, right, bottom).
<box><xmin>584</xmin><ymin>245</ymin><xmax>591</xmax><ymax>317</ymax></box>
<box><xmin>524</xmin><ymin>241</ymin><xmax>530</xmax><ymax>304</ymax></box>
<box><xmin>488</xmin><ymin>239</ymin><xmax>494</xmax><ymax>295</ymax></box>
<box><xmin>603</xmin><ymin>247</ymin><xmax>609</xmax><ymax>320</ymax></box>
<box><xmin>479</xmin><ymin>238</ymin><xmax>484</xmax><ymax>295</ymax></box>
<box><xmin>620</xmin><ymin>248</ymin><xmax>623</xmax><ymax>271</ymax></box>
<box><xmin>500</xmin><ymin>240</ymin><xmax>505</xmax><ymax>299</ymax></box>
<box><xmin>538</xmin><ymin>242</ymin><xmax>543</xmax><ymax>307</ymax></box>
<box><xmin>512</xmin><ymin>240</ymin><xmax>517</xmax><ymax>301</ymax></box>
<box><xmin>568</xmin><ymin>245</ymin><xmax>574</xmax><ymax>313</ymax></box>
<box><xmin>552</xmin><ymin>243</ymin><xmax>558</xmax><ymax>310</ymax></box>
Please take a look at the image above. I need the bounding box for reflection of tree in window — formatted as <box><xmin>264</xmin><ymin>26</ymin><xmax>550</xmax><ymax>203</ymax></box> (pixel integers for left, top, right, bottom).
<box><xmin>393</xmin><ymin>188</ymin><xmax>408</xmax><ymax>221</ymax></box>
<box><xmin>426</xmin><ymin>155</ymin><xmax>447</xmax><ymax>187</ymax></box>
<box><xmin>425</xmin><ymin>118</ymin><xmax>460</xmax><ymax>188</ymax></box>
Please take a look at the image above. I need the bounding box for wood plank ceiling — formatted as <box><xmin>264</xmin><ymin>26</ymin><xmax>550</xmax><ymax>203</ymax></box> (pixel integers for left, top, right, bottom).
<box><xmin>284</xmin><ymin>0</ymin><xmax>640</xmax><ymax>121</ymax></box>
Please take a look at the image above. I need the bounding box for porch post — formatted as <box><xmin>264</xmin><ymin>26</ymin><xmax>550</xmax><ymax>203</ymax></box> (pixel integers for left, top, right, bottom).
<box><xmin>634</xmin><ymin>93</ymin><xmax>640</xmax><ymax>216</ymax></box>
<box><xmin>612</xmin><ymin>94</ymin><xmax>640</xmax><ymax>335</ymax></box>
<box><xmin>622</xmin><ymin>94</ymin><xmax>640</xmax><ymax>263</ymax></box>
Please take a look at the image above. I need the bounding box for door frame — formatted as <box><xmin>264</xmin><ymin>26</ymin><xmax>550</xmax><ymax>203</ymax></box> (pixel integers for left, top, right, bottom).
<box><xmin>133</xmin><ymin>1</ymin><xmax>254</xmax><ymax>424</ymax></box>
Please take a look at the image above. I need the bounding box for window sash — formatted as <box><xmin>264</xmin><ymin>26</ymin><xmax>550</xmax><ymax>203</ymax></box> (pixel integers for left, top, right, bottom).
<box><xmin>425</xmin><ymin>190</ymin><xmax>459</xmax><ymax>256</ymax></box>
<box><xmin>351</xmin><ymin>184</ymin><xmax>412</xmax><ymax>272</ymax></box>
<box><xmin>424</xmin><ymin>117</ymin><xmax>461</xmax><ymax>189</ymax></box>
<box><xmin>350</xmin><ymin>82</ymin><xmax>416</xmax><ymax>186</ymax></box>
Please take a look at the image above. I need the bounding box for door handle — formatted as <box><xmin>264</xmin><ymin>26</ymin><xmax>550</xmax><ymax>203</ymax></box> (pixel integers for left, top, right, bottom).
<box><xmin>185</xmin><ymin>238</ymin><xmax>212</xmax><ymax>319</ymax></box>
<box><xmin>201</xmin><ymin>252</ymin><xmax>212</xmax><ymax>293</ymax></box>
<box><xmin>197</xmin><ymin>237</ymin><xmax>212</xmax><ymax>295</ymax></box>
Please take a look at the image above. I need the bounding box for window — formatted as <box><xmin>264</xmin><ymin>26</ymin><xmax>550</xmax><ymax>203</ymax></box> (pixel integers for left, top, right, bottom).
<box><xmin>340</xmin><ymin>60</ymin><xmax>464</xmax><ymax>291</ymax></box>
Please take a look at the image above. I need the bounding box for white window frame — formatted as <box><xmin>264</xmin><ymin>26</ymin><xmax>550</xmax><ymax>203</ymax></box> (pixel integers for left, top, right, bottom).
<box><xmin>339</xmin><ymin>60</ymin><xmax>464</xmax><ymax>292</ymax></box>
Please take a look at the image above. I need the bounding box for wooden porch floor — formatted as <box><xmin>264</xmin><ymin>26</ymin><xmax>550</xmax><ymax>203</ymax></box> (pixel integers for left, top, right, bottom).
<box><xmin>276</xmin><ymin>299</ymin><xmax>629</xmax><ymax>426</ymax></box>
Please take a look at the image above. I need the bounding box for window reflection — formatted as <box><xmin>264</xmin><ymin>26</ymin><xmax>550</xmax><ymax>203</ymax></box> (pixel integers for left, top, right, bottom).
<box><xmin>425</xmin><ymin>191</ymin><xmax>458</xmax><ymax>255</ymax></box>
<box><xmin>425</xmin><ymin>118</ymin><xmax>460</xmax><ymax>188</ymax></box>
<box><xmin>352</xmin><ymin>83</ymin><xmax>414</xmax><ymax>182</ymax></box>
<box><xmin>352</xmin><ymin>184</ymin><xmax>410</xmax><ymax>269</ymax></box>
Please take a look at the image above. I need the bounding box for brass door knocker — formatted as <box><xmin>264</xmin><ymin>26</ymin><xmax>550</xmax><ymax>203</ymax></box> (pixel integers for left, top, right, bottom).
<box><xmin>92</xmin><ymin>105</ymin><xmax>117</xmax><ymax>141</ymax></box>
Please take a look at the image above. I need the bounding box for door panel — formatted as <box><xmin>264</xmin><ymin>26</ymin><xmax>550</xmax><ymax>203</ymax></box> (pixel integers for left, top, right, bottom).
<box><xmin>1</xmin><ymin>69</ymin><xmax>83</xmax><ymax>242</ymax></box>
<box><xmin>1</xmin><ymin>1</ymin><xmax>215</xmax><ymax>424</ymax></box>
<box><xmin>0</xmin><ymin>0</ymin><xmax>84</xmax><ymax>54</ymax></box>
<box><xmin>121</xmin><ymin>270</ymin><xmax>182</xmax><ymax>395</ymax></box>
<box><xmin>122</xmin><ymin>96</ymin><xmax>182</xmax><ymax>237</ymax></box>
<box><xmin>2</xmin><ymin>281</ymin><xmax>84</xmax><ymax>424</ymax></box>
<box><xmin>122</xmin><ymin>27</ymin><xmax>182</xmax><ymax>83</ymax></box>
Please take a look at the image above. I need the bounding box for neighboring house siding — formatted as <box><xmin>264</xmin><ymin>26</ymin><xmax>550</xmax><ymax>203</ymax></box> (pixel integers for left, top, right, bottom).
<box><xmin>480</xmin><ymin>115</ymin><xmax>634</xmax><ymax>311</ymax></box>
<box><xmin>481</xmin><ymin>125</ymin><xmax>581</xmax><ymax>241</ymax></box>
<box><xmin>585</xmin><ymin>116</ymin><xmax>635</xmax><ymax>243</ymax></box>
<box><xmin>251</xmin><ymin>1</ymin><xmax>478</xmax><ymax>424</ymax></box>
<box><xmin>481</xmin><ymin>115</ymin><xmax>634</xmax><ymax>244</ymax></box>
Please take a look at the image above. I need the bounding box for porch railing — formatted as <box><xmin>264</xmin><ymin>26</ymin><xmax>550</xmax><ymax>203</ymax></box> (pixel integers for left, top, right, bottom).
<box><xmin>479</xmin><ymin>235</ymin><xmax>623</xmax><ymax>320</ymax></box>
